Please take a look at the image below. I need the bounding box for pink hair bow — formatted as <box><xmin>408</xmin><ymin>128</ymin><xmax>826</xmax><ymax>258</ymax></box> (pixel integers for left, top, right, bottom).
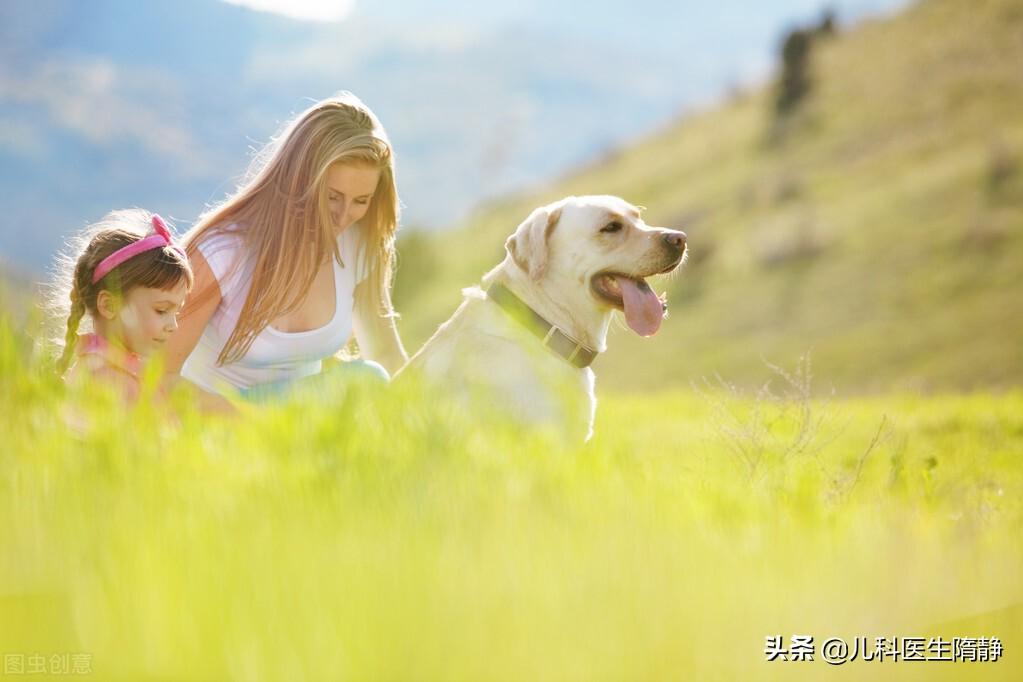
<box><xmin>92</xmin><ymin>214</ymin><xmax>187</xmax><ymax>283</ymax></box>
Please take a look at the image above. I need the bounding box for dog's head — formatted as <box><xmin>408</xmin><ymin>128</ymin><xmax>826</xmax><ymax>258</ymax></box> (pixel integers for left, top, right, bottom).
<box><xmin>505</xmin><ymin>195</ymin><xmax>686</xmax><ymax>336</ymax></box>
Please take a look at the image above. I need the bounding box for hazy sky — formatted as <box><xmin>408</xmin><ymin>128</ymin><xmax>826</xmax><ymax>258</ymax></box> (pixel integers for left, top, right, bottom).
<box><xmin>223</xmin><ymin>0</ymin><xmax>910</xmax><ymax>26</ymax></box>
<box><xmin>222</xmin><ymin>0</ymin><xmax>356</xmax><ymax>22</ymax></box>
<box><xmin>0</xmin><ymin>0</ymin><xmax>915</xmax><ymax>269</ymax></box>
<box><xmin>220</xmin><ymin>0</ymin><xmax>912</xmax><ymax>94</ymax></box>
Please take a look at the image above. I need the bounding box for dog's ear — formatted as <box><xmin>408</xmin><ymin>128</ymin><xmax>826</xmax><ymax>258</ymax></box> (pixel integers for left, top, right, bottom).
<box><xmin>506</xmin><ymin>206</ymin><xmax>561</xmax><ymax>281</ymax></box>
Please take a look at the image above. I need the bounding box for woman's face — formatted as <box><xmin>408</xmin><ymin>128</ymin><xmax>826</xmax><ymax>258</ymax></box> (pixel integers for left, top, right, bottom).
<box><xmin>326</xmin><ymin>163</ymin><xmax>381</xmax><ymax>233</ymax></box>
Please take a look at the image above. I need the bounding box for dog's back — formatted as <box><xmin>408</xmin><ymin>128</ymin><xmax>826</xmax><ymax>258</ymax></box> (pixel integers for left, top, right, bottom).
<box><xmin>401</xmin><ymin>289</ymin><xmax>595</xmax><ymax>442</ymax></box>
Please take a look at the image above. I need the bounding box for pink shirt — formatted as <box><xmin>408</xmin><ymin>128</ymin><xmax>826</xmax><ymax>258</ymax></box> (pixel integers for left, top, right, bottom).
<box><xmin>68</xmin><ymin>333</ymin><xmax>143</xmax><ymax>401</ymax></box>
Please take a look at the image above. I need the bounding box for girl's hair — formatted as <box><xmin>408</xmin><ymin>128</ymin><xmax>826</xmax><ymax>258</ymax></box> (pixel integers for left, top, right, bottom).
<box><xmin>51</xmin><ymin>209</ymin><xmax>194</xmax><ymax>375</ymax></box>
<box><xmin>185</xmin><ymin>91</ymin><xmax>401</xmax><ymax>365</ymax></box>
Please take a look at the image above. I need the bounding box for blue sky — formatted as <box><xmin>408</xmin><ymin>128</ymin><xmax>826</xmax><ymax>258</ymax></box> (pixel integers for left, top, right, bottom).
<box><xmin>0</xmin><ymin>0</ymin><xmax>912</xmax><ymax>270</ymax></box>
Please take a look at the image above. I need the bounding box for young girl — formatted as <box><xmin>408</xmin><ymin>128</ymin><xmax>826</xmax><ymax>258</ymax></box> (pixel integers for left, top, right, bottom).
<box><xmin>55</xmin><ymin>209</ymin><xmax>194</xmax><ymax>401</ymax></box>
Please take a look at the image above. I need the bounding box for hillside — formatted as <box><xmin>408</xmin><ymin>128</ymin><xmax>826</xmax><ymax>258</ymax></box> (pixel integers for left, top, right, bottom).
<box><xmin>392</xmin><ymin>0</ymin><xmax>1023</xmax><ymax>395</ymax></box>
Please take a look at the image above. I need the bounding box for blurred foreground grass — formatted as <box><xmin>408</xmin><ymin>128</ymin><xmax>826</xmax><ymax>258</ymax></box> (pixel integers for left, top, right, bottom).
<box><xmin>1</xmin><ymin>319</ymin><xmax>1020</xmax><ymax>681</ymax></box>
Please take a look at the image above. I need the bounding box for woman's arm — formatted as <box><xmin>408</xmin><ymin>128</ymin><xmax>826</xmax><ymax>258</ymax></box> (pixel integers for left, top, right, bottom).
<box><xmin>352</xmin><ymin>279</ymin><xmax>408</xmax><ymax>377</ymax></box>
<box><xmin>165</xmin><ymin>249</ymin><xmax>222</xmax><ymax>374</ymax></box>
<box><xmin>160</xmin><ymin>374</ymin><xmax>237</xmax><ymax>415</ymax></box>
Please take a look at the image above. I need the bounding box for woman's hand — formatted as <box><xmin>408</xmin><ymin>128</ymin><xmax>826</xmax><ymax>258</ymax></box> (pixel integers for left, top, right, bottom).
<box><xmin>161</xmin><ymin>374</ymin><xmax>238</xmax><ymax>415</ymax></box>
<box><xmin>352</xmin><ymin>279</ymin><xmax>408</xmax><ymax>377</ymax></box>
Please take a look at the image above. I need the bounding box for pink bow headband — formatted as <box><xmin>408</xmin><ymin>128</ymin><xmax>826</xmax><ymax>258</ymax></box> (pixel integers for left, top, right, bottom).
<box><xmin>92</xmin><ymin>214</ymin><xmax>187</xmax><ymax>283</ymax></box>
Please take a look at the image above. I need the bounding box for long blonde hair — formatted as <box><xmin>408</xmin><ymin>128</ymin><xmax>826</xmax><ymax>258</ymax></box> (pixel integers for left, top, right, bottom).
<box><xmin>186</xmin><ymin>92</ymin><xmax>400</xmax><ymax>365</ymax></box>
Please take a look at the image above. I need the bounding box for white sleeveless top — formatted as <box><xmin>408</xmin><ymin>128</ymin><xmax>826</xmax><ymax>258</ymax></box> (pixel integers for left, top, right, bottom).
<box><xmin>181</xmin><ymin>223</ymin><xmax>371</xmax><ymax>395</ymax></box>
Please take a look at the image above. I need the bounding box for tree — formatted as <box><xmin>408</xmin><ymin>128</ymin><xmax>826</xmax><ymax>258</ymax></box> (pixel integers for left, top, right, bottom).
<box><xmin>775</xmin><ymin>28</ymin><xmax>813</xmax><ymax>116</ymax></box>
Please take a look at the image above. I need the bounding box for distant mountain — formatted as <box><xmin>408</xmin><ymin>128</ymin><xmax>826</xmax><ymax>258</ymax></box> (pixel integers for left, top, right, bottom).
<box><xmin>394</xmin><ymin>0</ymin><xmax>1023</xmax><ymax>394</ymax></box>
<box><xmin>0</xmin><ymin>0</ymin><xmax>906</xmax><ymax>273</ymax></box>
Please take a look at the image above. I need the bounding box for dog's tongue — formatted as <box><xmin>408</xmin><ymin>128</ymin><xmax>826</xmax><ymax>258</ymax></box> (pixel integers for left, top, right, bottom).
<box><xmin>616</xmin><ymin>276</ymin><xmax>663</xmax><ymax>336</ymax></box>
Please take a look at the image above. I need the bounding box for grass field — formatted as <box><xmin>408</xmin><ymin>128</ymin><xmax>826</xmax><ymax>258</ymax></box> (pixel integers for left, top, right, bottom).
<box><xmin>2</xmin><ymin>321</ymin><xmax>1020</xmax><ymax>680</ymax></box>
<box><xmin>2</xmin><ymin>1</ymin><xmax>1021</xmax><ymax>679</ymax></box>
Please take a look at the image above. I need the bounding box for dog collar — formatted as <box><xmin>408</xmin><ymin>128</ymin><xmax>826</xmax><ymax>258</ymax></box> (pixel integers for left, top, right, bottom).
<box><xmin>486</xmin><ymin>282</ymin><xmax>598</xmax><ymax>369</ymax></box>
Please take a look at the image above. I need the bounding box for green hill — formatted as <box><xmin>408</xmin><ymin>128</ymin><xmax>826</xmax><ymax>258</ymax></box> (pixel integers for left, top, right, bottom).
<box><xmin>392</xmin><ymin>0</ymin><xmax>1023</xmax><ymax>394</ymax></box>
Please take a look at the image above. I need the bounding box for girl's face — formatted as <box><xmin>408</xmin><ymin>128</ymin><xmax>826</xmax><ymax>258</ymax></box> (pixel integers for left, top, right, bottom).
<box><xmin>326</xmin><ymin>163</ymin><xmax>381</xmax><ymax>234</ymax></box>
<box><xmin>99</xmin><ymin>279</ymin><xmax>190</xmax><ymax>357</ymax></box>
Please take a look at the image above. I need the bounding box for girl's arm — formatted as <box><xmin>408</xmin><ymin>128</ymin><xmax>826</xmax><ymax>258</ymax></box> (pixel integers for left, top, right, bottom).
<box><xmin>165</xmin><ymin>249</ymin><xmax>222</xmax><ymax>374</ymax></box>
<box><xmin>352</xmin><ymin>279</ymin><xmax>408</xmax><ymax>377</ymax></box>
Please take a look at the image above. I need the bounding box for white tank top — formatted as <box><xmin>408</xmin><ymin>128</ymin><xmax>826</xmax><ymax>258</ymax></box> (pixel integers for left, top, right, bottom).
<box><xmin>181</xmin><ymin>223</ymin><xmax>370</xmax><ymax>394</ymax></box>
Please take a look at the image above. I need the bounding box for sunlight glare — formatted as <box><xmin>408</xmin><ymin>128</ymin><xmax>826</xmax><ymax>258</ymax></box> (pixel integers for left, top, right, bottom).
<box><xmin>221</xmin><ymin>0</ymin><xmax>354</xmax><ymax>23</ymax></box>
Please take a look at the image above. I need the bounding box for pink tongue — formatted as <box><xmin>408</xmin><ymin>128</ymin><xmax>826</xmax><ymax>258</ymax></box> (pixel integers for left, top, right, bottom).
<box><xmin>616</xmin><ymin>276</ymin><xmax>663</xmax><ymax>336</ymax></box>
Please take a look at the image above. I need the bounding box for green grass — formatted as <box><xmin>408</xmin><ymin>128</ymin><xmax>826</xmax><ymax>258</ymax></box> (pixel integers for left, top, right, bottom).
<box><xmin>2</xmin><ymin>322</ymin><xmax>1021</xmax><ymax>680</ymax></box>
<box><xmin>5</xmin><ymin>3</ymin><xmax>1021</xmax><ymax>678</ymax></box>
<box><xmin>392</xmin><ymin>0</ymin><xmax>1023</xmax><ymax>395</ymax></box>
<box><xmin>5</xmin><ymin>4</ymin><xmax>1023</xmax><ymax>677</ymax></box>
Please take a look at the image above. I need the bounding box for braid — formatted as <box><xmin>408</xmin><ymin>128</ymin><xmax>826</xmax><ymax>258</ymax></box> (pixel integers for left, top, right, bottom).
<box><xmin>56</xmin><ymin>292</ymin><xmax>86</xmax><ymax>376</ymax></box>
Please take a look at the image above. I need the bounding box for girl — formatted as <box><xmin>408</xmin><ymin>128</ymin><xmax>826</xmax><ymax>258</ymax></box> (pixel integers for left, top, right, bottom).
<box><xmin>166</xmin><ymin>92</ymin><xmax>408</xmax><ymax>399</ymax></box>
<box><xmin>55</xmin><ymin>209</ymin><xmax>193</xmax><ymax>401</ymax></box>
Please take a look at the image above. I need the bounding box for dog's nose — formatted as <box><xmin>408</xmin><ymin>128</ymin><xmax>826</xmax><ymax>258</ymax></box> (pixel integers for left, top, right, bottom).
<box><xmin>662</xmin><ymin>230</ymin><xmax>687</xmax><ymax>254</ymax></box>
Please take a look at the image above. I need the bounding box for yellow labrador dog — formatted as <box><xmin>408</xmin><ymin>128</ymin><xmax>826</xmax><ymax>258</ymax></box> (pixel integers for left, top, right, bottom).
<box><xmin>401</xmin><ymin>195</ymin><xmax>686</xmax><ymax>441</ymax></box>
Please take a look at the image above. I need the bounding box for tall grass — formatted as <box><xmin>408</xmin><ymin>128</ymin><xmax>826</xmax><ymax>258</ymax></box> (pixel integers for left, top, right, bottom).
<box><xmin>1</xmin><ymin>319</ymin><xmax>1020</xmax><ymax>680</ymax></box>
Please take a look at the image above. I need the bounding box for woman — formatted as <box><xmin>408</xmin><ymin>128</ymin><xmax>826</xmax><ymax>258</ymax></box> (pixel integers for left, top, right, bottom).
<box><xmin>166</xmin><ymin>93</ymin><xmax>408</xmax><ymax>399</ymax></box>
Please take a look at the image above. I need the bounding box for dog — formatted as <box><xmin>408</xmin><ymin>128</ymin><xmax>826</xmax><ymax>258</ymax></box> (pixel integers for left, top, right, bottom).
<box><xmin>399</xmin><ymin>195</ymin><xmax>686</xmax><ymax>441</ymax></box>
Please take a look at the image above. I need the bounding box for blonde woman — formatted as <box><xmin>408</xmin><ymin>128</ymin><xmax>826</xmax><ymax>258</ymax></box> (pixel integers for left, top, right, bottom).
<box><xmin>166</xmin><ymin>93</ymin><xmax>408</xmax><ymax>399</ymax></box>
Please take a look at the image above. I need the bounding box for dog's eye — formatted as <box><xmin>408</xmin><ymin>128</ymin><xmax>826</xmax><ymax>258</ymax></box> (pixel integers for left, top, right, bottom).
<box><xmin>601</xmin><ymin>221</ymin><xmax>623</xmax><ymax>234</ymax></box>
